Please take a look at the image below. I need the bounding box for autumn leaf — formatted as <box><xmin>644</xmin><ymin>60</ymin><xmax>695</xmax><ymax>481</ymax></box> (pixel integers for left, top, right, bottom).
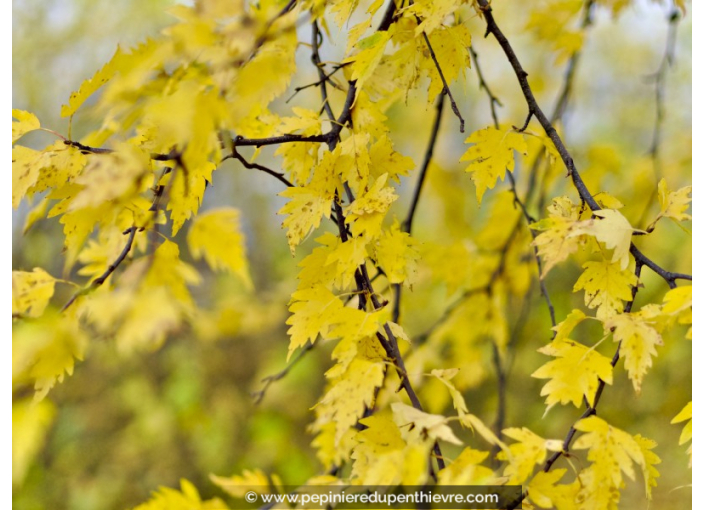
<box><xmin>12</xmin><ymin>268</ymin><xmax>56</xmax><ymax>318</ymax></box>
<box><xmin>278</xmin><ymin>185</ymin><xmax>334</xmax><ymax>255</ymax></box>
<box><xmin>532</xmin><ymin>338</ymin><xmax>613</xmax><ymax>410</ymax></box>
<box><xmin>647</xmin><ymin>178</ymin><xmax>692</xmax><ymax>231</ymax></box>
<box><xmin>573</xmin><ymin>259</ymin><xmax>638</xmax><ymax>320</ymax></box>
<box><xmin>461</xmin><ymin>127</ymin><xmax>528</xmax><ymax>203</ymax></box>
<box><xmin>187</xmin><ymin>207</ymin><xmax>252</xmax><ymax>288</ymax></box>
<box><xmin>12</xmin><ymin>109</ymin><xmax>40</xmax><ymax>144</ymax></box>
<box><xmin>605</xmin><ymin>313</ymin><xmax>663</xmax><ymax>394</ymax></box>
<box><xmin>569</xmin><ymin>209</ymin><xmax>635</xmax><ymax>270</ymax></box>
<box><xmin>671</xmin><ymin>401</ymin><xmax>692</xmax><ymax>466</ymax></box>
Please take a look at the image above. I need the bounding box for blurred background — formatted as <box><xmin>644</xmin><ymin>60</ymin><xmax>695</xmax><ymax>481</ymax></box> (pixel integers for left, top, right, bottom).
<box><xmin>13</xmin><ymin>0</ymin><xmax>691</xmax><ymax>508</ymax></box>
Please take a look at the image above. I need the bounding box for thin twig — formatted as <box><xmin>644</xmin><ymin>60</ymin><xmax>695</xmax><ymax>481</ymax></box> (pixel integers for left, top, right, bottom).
<box><xmin>227</xmin><ymin>145</ymin><xmax>294</xmax><ymax>187</ymax></box>
<box><xmin>420</xmin><ymin>31</ymin><xmax>465</xmax><ymax>132</ymax></box>
<box><xmin>311</xmin><ymin>22</ymin><xmax>337</xmax><ymax>122</ymax></box>
<box><xmin>638</xmin><ymin>9</ymin><xmax>681</xmax><ymax>229</ymax></box>
<box><xmin>469</xmin><ymin>46</ymin><xmax>503</xmax><ymax>128</ymax></box>
<box><xmin>252</xmin><ymin>343</ymin><xmax>315</xmax><ymax>404</ymax></box>
<box><xmin>61</xmin><ymin>227</ymin><xmax>137</xmax><ymax>311</ymax></box>
<box><xmin>403</xmin><ymin>94</ymin><xmax>445</xmax><ymax>234</ymax></box>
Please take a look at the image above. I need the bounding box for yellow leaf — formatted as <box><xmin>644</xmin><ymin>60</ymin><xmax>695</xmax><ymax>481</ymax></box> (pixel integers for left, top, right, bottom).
<box><xmin>391</xmin><ymin>402</ymin><xmax>462</xmax><ymax>445</ymax></box>
<box><xmin>460</xmin><ymin>413</ymin><xmax>509</xmax><ymax>452</ymax></box>
<box><xmin>143</xmin><ymin>240</ymin><xmax>201</xmax><ymax>306</ymax></box>
<box><xmin>430</xmin><ymin>368</ymin><xmax>468</xmax><ymax>417</ymax></box>
<box><xmin>569</xmin><ymin>209</ymin><xmax>634</xmax><ymax>270</ymax></box>
<box><xmin>278</xmin><ymin>185</ymin><xmax>334</xmax><ymax>255</ymax></box>
<box><xmin>188</xmin><ymin>207</ymin><xmax>252</xmax><ymax>288</ymax></box>
<box><xmin>532</xmin><ymin>338</ymin><xmax>613</xmax><ymax>410</ymax></box>
<box><xmin>12</xmin><ymin>268</ymin><xmax>56</xmax><ymax>318</ymax></box>
<box><xmin>552</xmin><ymin>309</ymin><xmax>587</xmax><ymax>342</ymax></box>
<box><xmin>338</xmin><ymin>133</ymin><xmax>372</xmax><ymax>193</ymax></box>
<box><xmin>343</xmin><ymin>30</ymin><xmax>393</xmax><ymax>93</ymax></box>
<box><xmin>351</xmin><ymin>412</ymin><xmax>409</xmax><ymax>485</ymax></box>
<box><xmin>325</xmin><ymin>236</ymin><xmax>368</xmax><ymax>289</ymax></box>
<box><xmin>12</xmin><ymin>109</ymin><xmax>40</xmax><ymax>144</ymax></box>
<box><xmin>317</xmin><ymin>356</ymin><xmax>385</xmax><ymax>445</ymax></box>
<box><xmin>232</xmin><ymin>31</ymin><xmax>297</xmax><ymax>107</ymax></box>
<box><xmin>410</xmin><ymin>0</ymin><xmax>464</xmax><ymax>36</ymax></box>
<box><xmin>77</xmin><ymin>227</ymin><xmax>133</xmax><ymax>280</ymax></box>
<box><xmin>634</xmin><ymin>434</ymin><xmax>661</xmax><ymax>499</ymax></box>
<box><xmin>12</xmin><ymin>398</ymin><xmax>56</xmax><ymax>486</ymax></box>
<box><xmin>12</xmin><ymin>146</ymin><xmax>45</xmax><ymax>209</ymax></box>
<box><xmin>133</xmin><ymin>478</ymin><xmax>229</xmax><ymax>510</ymax></box>
<box><xmin>275</xmin><ymin>142</ymin><xmax>319</xmax><ymax>185</ymax></box>
<box><xmin>573</xmin><ymin>259</ymin><xmax>638</xmax><ymax>320</ymax></box>
<box><xmin>573</xmin><ymin>416</ymin><xmax>655</xmax><ymax>503</ymax></box>
<box><xmin>116</xmin><ymin>286</ymin><xmax>183</xmax><ymax>352</ymax></box>
<box><xmin>605</xmin><ymin>313</ymin><xmax>663</xmax><ymax>393</ymax></box>
<box><xmin>498</xmin><ymin>427</ymin><xmax>561</xmax><ymax>484</ymax></box>
<box><xmin>530</xmin><ymin>217</ymin><xmax>580</xmax><ymax>277</ymax></box>
<box><xmin>167</xmin><ymin>160</ymin><xmax>217</xmax><ymax>235</ymax></box>
<box><xmin>296</xmin><ymin>233</ymin><xmax>340</xmax><ymax>290</ymax></box>
<box><xmin>210</xmin><ymin>469</ymin><xmax>279</xmax><ymax>498</ymax></box>
<box><xmin>62</xmin><ymin>47</ymin><xmax>124</xmax><ymax>117</ymax></box>
<box><xmin>526</xmin><ymin>469</ymin><xmax>579</xmax><ymax>509</ymax></box>
<box><xmin>648</xmin><ymin>178</ymin><xmax>692</xmax><ymax>230</ymax></box>
<box><xmin>12</xmin><ymin>312</ymin><xmax>88</xmax><ymax>400</ymax></box>
<box><xmin>461</xmin><ymin>127</ymin><xmax>528</xmax><ymax>203</ymax></box>
<box><xmin>28</xmin><ymin>141</ymin><xmax>87</xmax><ymax>195</ymax></box>
<box><xmin>374</xmin><ymin>223</ymin><xmax>421</xmax><ymax>284</ymax></box>
<box><xmin>23</xmin><ymin>197</ymin><xmax>50</xmax><ymax>233</ymax></box>
<box><xmin>671</xmin><ymin>401</ymin><xmax>692</xmax><ymax>446</ymax></box>
<box><xmin>286</xmin><ymin>287</ymin><xmax>380</xmax><ymax>359</ymax></box>
<box><xmin>352</xmin><ymin>92</ymin><xmax>391</xmax><ymax>141</ymax></box>
<box><xmin>437</xmin><ymin>448</ymin><xmax>495</xmax><ymax>485</ymax></box>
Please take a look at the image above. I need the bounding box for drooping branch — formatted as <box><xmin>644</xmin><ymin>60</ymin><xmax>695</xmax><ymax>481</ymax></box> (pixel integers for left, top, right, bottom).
<box><xmin>477</xmin><ymin>0</ymin><xmax>691</xmax><ymax>287</ymax></box>
<box><xmin>475</xmin><ymin>2</ymin><xmax>688</xmax><ymax>505</ymax></box>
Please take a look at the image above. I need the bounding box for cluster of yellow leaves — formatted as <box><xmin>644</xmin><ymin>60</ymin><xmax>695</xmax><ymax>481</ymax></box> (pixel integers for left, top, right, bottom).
<box><xmin>573</xmin><ymin>417</ymin><xmax>661</xmax><ymax>506</ymax></box>
<box><xmin>134</xmin><ymin>479</ymin><xmax>228</xmax><ymax>510</ymax></box>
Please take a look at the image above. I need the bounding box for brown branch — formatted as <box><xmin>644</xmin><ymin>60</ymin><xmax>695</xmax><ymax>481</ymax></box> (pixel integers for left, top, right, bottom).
<box><xmin>233</xmin><ymin>133</ymin><xmax>328</xmax><ymax>147</ymax></box>
<box><xmin>63</xmin><ymin>139</ymin><xmax>178</xmax><ymax>161</ymax></box>
<box><xmin>403</xmin><ymin>93</ymin><xmax>445</xmax><ymax>234</ymax></box>
<box><xmin>61</xmin><ymin>227</ymin><xmax>137</xmax><ymax>311</ymax></box>
<box><xmin>227</xmin><ymin>145</ymin><xmax>294</xmax><ymax>187</ymax></box>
